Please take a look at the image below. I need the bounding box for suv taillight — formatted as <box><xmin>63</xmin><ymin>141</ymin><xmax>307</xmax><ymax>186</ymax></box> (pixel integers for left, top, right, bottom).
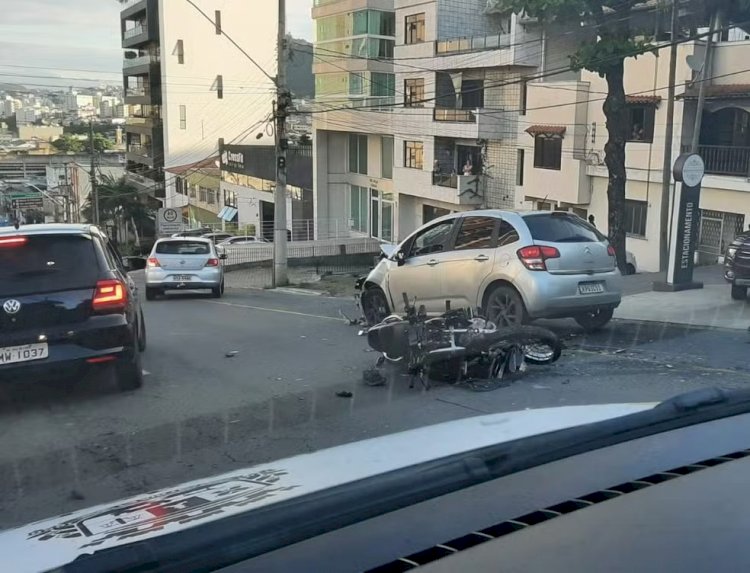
<box><xmin>517</xmin><ymin>245</ymin><xmax>560</xmax><ymax>271</ymax></box>
<box><xmin>0</xmin><ymin>236</ymin><xmax>27</xmax><ymax>248</ymax></box>
<box><xmin>607</xmin><ymin>245</ymin><xmax>616</xmax><ymax>257</ymax></box>
<box><xmin>147</xmin><ymin>257</ymin><xmax>160</xmax><ymax>268</ymax></box>
<box><xmin>205</xmin><ymin>258</ymin><xmax>220</xmax><ymax>267</ymax></box>
<box><xmin>92</xmin><ymin>279</ymin><xmax>127</xmax><ymax>312</ymax></box>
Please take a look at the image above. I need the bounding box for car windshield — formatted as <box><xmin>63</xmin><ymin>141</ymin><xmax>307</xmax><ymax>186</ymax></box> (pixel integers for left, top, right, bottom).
<box><xmin>155</xmin><ymin>241</ymin><xmax>210</xmax><ymax>255</ymax></box>
<box><xmin>524</xmin><ymin>213</ymin><xmax>605</xmax><ymax>243</ymax></box>
<box><xmin>0</xmin><ymin>235</ymin><xmax>99</xmax><ymax>296</ymax></box>
<box><xmin>3</xmin><ymin>2</ymin><xmax>746</xmax><ymax>570</ymax></box>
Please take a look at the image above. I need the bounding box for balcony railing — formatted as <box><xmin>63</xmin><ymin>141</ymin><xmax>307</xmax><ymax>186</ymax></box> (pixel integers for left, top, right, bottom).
<box><xmin>123</xmin><ymin>24</ymin><xmax>147</xmax><ymax>39</ymax></box>
<box><xmin>687</xmin><ymin>144</ymin><xmax>750</xmax><ymax>176</ymax></box>
<box><xmin>123</xmin><ymin>54</ymin><xmax>159</xmax><ymax>69</ymax></box>
<box><xmin>125</xmin><ymin>86</ymin><xmax>149</xmax><ymax>97</ymax></box>
<box><xmin>433</xmin><ymin>108</ymin><xmax>476</xmax><ymax>122</ymax></box>
<box><xmin>128</xmin><ymin>143</ymin><xmax>152</xmax><ymax>156</ymax></box>
<box><xmin>433</xmin><ymin>172</ymin><xmax>458</xmax><ymax>188</ymax></box>
<box><xmin>436</xmin><ymin>33</ymin><xmax>511</xmax><ymax>55</ymax></box>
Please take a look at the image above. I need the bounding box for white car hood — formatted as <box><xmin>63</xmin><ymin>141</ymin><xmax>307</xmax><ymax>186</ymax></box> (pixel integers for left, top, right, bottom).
<box><xmin>0</xmin><ymin>403</ymin><xmax>653</xmax><ymax>572</ymax></box>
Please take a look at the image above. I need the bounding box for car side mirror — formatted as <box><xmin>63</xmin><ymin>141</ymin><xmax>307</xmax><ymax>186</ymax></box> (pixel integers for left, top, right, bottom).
<box><xmin>123</xmin><ymin>256</ymin><xmax>147</xmax><ymax>271</ymax></box>
<box><xmin>395</xmin><ymin>250</ymin><xmax>406</xmax><ymax>266</ymax></box>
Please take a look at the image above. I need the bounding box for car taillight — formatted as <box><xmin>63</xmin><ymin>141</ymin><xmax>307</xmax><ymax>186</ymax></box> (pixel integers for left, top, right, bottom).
<box><xmin>517</xmin><ymin>245</ymin><xmax>560</xmax><ymax>271</ymax></box>
<box><xmin>205</xmin><ymin>258</ymin><xmax>220</xmax><ymax>267</ymax></box>
<box><xmin>147</xmin><ymin>257</ymin><xmax>160</xmax><ymax>268</ymax></box>
<box><xmin>92</xmin><ymin>279</ymin><xmax>127</xmax><ymax>312</ymax></box>
<box><xmin>607</xmin><ymin>245</ymin><xmax>616</xmax><ymax>257</ymax></box>
<box><xmin>0</xmin><ymin>236</ymin><xmax>27</xmax><ymax>248</ymax></box>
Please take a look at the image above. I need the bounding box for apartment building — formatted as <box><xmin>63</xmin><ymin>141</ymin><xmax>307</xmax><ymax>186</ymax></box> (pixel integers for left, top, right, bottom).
<box><xmin>119</xmin><ymin>0</ymin><xmax>276</xmax><ymax>201</ymax></box>
<box><xmin>519</xmin><ymin>31</ymin><xmax>750</xmax><ymax>272</ymax></box>
<box><xmin>312</xmin><ymin>0</ymin><xmax>578</xmax><ymax>241</ymax></box>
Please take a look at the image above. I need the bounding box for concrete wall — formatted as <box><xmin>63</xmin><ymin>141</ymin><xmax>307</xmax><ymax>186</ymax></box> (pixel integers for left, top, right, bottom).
<box><xmin>17</xmin><ymin>125</ymin><xmax>64</xmax><ymax>142</ymax></box>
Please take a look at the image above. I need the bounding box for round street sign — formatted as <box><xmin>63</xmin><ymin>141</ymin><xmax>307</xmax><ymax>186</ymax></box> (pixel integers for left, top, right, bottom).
<box><xmin>673</xmin><ymin>153</ymin><xmax>705</xmax><ymax>187</ymax></box>
<box><xmin>163</xmin><ymin>208</ymin><xmax>178</xmax><ymax>223</ymax></box>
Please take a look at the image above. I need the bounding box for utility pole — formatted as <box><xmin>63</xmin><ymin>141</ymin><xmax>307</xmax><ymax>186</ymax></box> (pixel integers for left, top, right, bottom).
<box><xmin>690</xmin><ymin>9</ymin><xmax>720</xmax><ymax>152</ymax></box>
<box><xmin>657</xmin><ymin>0</ymin><xmax>679</xmax><ymax>272</ymax></box>
<box><xmin>273</xmin><ymin>0</ymin><xmax>290</xmax><ymax>287</ymax></box>
<box><xmin>89</xmin><ymin>120</ymin><xmax>100</xmax><ymax>226</ymax></box>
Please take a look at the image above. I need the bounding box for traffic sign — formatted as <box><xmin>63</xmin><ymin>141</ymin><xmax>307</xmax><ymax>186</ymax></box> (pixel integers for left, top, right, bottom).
<box><xmin>157</xmin><ymin>207</ymin><xmax>184</xmax><ymax>236</ymax></box>
<box><xmin>11</xmin><ymin>196</ymin><xmax>44</xmax><ymax>210</ymax></box>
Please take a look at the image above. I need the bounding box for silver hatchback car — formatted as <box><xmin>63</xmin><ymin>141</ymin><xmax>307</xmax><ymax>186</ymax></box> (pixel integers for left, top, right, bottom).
<box><xmin>145</xmin><ymin>238</ymin><xmax>226</xmax><ymax>300</ymax></box>
<box><xmin>360</xmin><ymin>210</ymin><xmax>622</xmax><ymax>331</ymax></box>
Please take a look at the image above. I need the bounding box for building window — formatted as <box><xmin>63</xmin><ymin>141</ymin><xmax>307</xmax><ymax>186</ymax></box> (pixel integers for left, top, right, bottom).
<box><xmin>516</xmin><ymin>149</ymin><xmax>524</xmax><ymax>186</ymax></box>
<box><xmin>176</xmin><ymin>177</ymin><xmax>185</xmax><ymax>195</ymax></box>
<box><xmin>348</xmin><ymin>133</ymin><xmax>368</xmax><ymax>174</ymax></box>
<box><xmin>224</xmin><ymin>189</ymin><xmax>238</xmax><ymax>207</ymax></box>
<box><xmin>461</xmin><ymin>79</ymin><xmax>484</xmax><ymax>109</ymax></box>
<box><xmin>216</xmin><ymin>75</ymin><xmax>223</xmax><ymax>99</ymax></box>
<box><xmin>520</xmin><ymin>79</ymin><xmax>527</xmax><ymax>115</ymax></box>
<box><xmin>405</xmin><ymin>13</ymin><xmax>425</xmax><ymax>44</ymax></box>
<box><xmin>404</xmin><ymin>78</ymin><xmax>424</xmax><ymax>107</ymax></box>
<box><xmin>627</xmin><ymin>104</ymin><xmax>655</xmax><ymax>142</ymax></box>
<box><xmin>350</xmin><ymin>184</ymin><xmax>369</xmax><ymax>233</ymax></box>
<box><xmin>624</xmin><ymin>199</ymin><xmax>648</xmax><ymax>237</ymax></box>
<box><xmin>199</xmin><ymin>187</ymin><xmax>207</xmax><ymax>202</ymax></box>
<box><xmin>189</xmin><ymin>185</ymin><xmax>196</xmax><ymax>199</ymax></box>
<box><xmin>533</xmin><ymin>135</ymin><xmax>562</xmax><ymax>170</ymax></box>
<box><xmin>370</xmin><ymin>73</ymin><xmax>395</xmax><ymax>97</ymax></box>
<box><xmin>179</xmin><ymin>105</ymin><xmax>186</xmax><ymax>129</ymax></box>
<box><xmin>349</xmin><ymin>73</ymin><xmax>364</xmax><ymax>96</ymax></box>
<box><xmin>175</xmin><ymin>40</ymin><xmax>184</xmax><ymax>64</ymax></box>
<box><xmin>404</xmin><ymin>140</ymin><xmax>424</xmax><ymax>169</ymax></box>
<box><xmin>423</xmin><ymin>205</ymin><xmax>450</xmax><ymax>224</ymax></box>
<box><xmin>215</xmin><ymin>10</ymin><xmax>222</xmax><ymax>34</ymax></box>
<box><xmin>207</xmin><ymin>190</ymin><xmax>216</xmax><ymax>204</ymax></box>
<box><xmin>381</xmin><ymin>136</ymin><xmax>393</xmax><ymax>179</ymax></box>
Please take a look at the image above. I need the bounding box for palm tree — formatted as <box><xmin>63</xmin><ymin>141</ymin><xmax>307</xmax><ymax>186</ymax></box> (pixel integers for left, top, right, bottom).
<box><xmin>82</xmin><ymin>175</ymin><xmax>156</xmax><ymax>246</ymax></box>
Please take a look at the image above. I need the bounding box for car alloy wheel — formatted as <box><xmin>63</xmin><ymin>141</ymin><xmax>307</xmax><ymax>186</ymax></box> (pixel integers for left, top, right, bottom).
<box><xmin>486</xmin><ymin>286</ymin><xmax>525</xmax><ymax>327</ymax></box>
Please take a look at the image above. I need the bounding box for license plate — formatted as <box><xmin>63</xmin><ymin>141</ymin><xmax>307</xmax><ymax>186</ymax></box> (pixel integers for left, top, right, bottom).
<box><xmin>0</xmin><ymin>343</ymin><xmax>49</xmax><ymax>365</ymax></box>
<box><xmin>578</xmin><ymin>282</ymin><xmax>605</xmax><ymax>294</ymax></box>
<box><xmin>173</xmin><ymin>275</ymin><xmax>192</xmax><ymax>281</ymax></box>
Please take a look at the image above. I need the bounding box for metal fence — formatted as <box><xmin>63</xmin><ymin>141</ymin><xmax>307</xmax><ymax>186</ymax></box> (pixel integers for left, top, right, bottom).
<box><xmin>222</xmin><ymin>237</ymin><xmax>382</xmax><ymax>289</ymax></box>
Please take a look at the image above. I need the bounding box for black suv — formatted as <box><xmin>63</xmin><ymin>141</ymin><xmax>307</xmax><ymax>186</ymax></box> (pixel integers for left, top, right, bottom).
<box><xmin>0</xmin><ymin>224</ymin><xmax>147</xmax><ymax>390</ymax></box>
<box><xmin>724</xmin><ymin>232</ymin><xmax>750</xmax><ymax>300</ymax></box>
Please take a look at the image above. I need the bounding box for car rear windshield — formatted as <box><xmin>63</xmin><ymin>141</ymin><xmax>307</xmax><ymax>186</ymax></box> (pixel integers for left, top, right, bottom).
<box><xmin>524</xmin><ymin>213</ymin><xmax>605</xmax><ymax>243</ymax></box>
<box><xmin>0</xmin><ymin>234</ymin><xmax>100</xmax><ymax>297</ymax></box>
<box><xmin>155</xmin><ymin>241</ymin><xmax>210</xmax><ymax>255</ymax></box>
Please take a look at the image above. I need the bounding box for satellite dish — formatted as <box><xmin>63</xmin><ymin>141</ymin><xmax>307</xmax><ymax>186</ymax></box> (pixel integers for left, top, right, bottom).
<box><xmin>686</xmin><ymin>54</ymin><xmax>704</xmax><ymax>72</ymax></box>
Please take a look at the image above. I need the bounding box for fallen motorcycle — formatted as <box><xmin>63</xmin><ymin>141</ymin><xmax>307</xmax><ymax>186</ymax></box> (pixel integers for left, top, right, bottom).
<box><xmin>363</xmin><ymin>294</ymin><xmax>562</xmax><ymax>390</ymax></box>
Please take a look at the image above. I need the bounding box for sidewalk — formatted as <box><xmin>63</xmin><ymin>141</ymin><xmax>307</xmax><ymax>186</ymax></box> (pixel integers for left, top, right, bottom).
<box><xmin>616</xmin><ymin>265</ymin><xmax>750</xmax><ymax>330</ymax></box>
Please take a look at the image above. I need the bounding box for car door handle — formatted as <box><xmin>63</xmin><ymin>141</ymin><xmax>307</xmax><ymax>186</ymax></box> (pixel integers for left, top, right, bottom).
<box><xmin>427</xmin><ymin>259</ymin><xmax>440</xmax><ymax>266</ymax></box>
<box><xmin>474</xmin><ymin>254</ymin><xmax>490</xmax><ymax>262</ymax></box>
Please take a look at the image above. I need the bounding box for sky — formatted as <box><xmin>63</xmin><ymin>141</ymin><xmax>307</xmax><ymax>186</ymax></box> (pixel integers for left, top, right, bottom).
<box><xmin>0</xmin><ymin>0</ymin><xmax>313</xmax><ymax>89</ymax></box>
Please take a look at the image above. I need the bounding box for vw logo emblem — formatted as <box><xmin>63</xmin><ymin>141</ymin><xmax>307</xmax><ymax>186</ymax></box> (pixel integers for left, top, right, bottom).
<box><xmin>3</xmin><ymin>299</ymin><xmax>21</xmax><ymax>315</ymax></box>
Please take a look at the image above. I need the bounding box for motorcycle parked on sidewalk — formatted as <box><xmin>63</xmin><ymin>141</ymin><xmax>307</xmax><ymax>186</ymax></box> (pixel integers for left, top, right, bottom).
<box><xmin>362</xmin><ymin>293</ymin><xmax>562</xmax><ymax>391</ymax></box>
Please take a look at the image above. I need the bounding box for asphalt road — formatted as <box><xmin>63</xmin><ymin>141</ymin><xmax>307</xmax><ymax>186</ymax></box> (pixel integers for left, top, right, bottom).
<box><xmin>1</xmin><ymin>277</ymin><xmax>749</xmax><ymax>529</ymax></box>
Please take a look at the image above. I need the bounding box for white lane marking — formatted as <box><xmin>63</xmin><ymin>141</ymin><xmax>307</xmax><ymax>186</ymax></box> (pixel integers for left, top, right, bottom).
<box><xmin>203</xmin><ymin>300</ymin><xmax>342</xmax><ymax>322</ymax></box>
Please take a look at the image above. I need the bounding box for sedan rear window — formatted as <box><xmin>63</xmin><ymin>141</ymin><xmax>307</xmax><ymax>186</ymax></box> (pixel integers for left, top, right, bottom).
<box><xmin>0</xmin><ymin>235</ymin><xmax>100</xmax><ymax>296</ymax></box>
<box><xmin>156</xmin><ymin>241</ymin><xmax>210</xmax><ymax>255</ymax></box>
<box><xmin>524</xmin><ymin>213</ymin><xmax>605</xmax><ymax>243</ymax></box>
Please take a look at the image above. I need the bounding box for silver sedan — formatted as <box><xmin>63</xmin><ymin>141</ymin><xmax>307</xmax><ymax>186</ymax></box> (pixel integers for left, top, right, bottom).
<box><xmin>144</xmin><ymin>238</ymin><xmax>226</xmax><ymax>300</ymax></box>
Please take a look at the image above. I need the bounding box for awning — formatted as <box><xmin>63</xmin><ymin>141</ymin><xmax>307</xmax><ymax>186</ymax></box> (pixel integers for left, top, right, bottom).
<box><xmin>525</xmin><ymin>125</ymin><xmax>566</xmax><ymax>136</ymax></box>
<box><xmin>218</xmin><ymin>206</ymin><xmax>238</xmax><ymax>222</ymax></box>
<box><xmin>678</xmin><ymin>84</ymin><xmax>750</xmax><ymax>100</ymax></box>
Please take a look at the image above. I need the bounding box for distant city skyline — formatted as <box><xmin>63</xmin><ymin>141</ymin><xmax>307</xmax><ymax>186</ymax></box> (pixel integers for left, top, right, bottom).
<box><xmin>0</xmin><ymin>0</ymin><xmax>313</xmax><ymax>89</ymax></box>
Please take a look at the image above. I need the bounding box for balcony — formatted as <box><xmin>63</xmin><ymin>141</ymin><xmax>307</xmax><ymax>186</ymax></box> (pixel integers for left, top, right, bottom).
<box><xmin>126</xmin><ymin>168</ymin><xmax>164</xmax><ymax>198</ymax></box>
<box><xmin>433</xmin><ymin>108</ymin><xmax>476</xmax><ymax>123</ymax></box>
<box><xmin>686</xmin><ymin>145</ymin><xmax>750</xmax><ymax>177</ymax></box>
<box><xmin>127</xmin><ymin>143</ymin><xmax>154</xmax><ymax>167</ymax></box>
<box><xmin>122</xmin><ymin>21</ymin><xmax>153</xmax><ymax>48</ymax></box>
<box><xmin>124</xmin><ymin>85</ymin><xmax>159</xmax><ymax>105</ymax></box>
<box><xmin>123</xmin><ymin>54</ymin><xmax>159</xmax><ymax>70</ymax></box>
<box><xmin>124</xmin><ymin>24</ymin><xmax>146</xmax><ymax>39</ymax></box>
<box><xmin>126</xmin><ymin>115</ymin><xmax>161</xmax><ymax>128</ymax></box>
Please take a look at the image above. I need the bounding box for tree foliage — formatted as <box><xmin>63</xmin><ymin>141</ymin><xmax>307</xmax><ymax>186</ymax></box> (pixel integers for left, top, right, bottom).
<box><xmin>52</xmin><ymin>133</ymin><xmax>114</xmax><ymax>154</ymax></box>
<box><xmin>82</xmin><ymin>175</ymin><xmax>154</xmax><ymax>234</ymax></box>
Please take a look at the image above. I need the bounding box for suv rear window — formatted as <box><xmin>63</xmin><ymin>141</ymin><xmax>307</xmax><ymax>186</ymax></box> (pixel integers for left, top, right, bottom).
<box><xmin>156</xmin><ymin>241</ymin><xmax>210</xmax><ymax>255</ymax></box>
<box><xmin>524</xmin><ymin>213</ymin><xmax>605</xmax><ymax>243</ymax></box>
<box><xmin>0</xmin><ymin>235</ymin><xmax>100</xmax><ymax>297</ymax></box>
